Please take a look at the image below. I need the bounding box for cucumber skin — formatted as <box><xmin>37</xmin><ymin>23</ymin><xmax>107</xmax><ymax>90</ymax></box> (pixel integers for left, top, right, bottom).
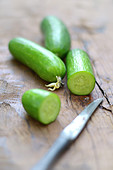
<box><xmin>41</xmin><ymin>16</ymin><xmax>71</xmax><ymax>59</ymax></box>
<box><xmin>66</xmin><ymin>49</ymin><xmax>95</xmax><ymax>95</ymax></box>
<box><xmin>22</xmin><ymin>89</ymin><xmax>61</xmax><ymax>124</ymax></box>
<box><xmin>9</xmin><ymin>37</ymin><xmax>66</xmax><ymax>82</ymax></box>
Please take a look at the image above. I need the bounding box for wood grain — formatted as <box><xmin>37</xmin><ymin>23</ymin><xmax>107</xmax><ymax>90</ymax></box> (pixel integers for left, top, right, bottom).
<box><xmin>1</xmin><ymin>0</ymin><xmax>113</xmax><ymax>170</ymax></box>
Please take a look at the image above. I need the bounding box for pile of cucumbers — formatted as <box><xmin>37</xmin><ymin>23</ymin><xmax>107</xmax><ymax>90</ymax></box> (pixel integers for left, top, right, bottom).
<box><xmin>9</xmin><ymin>16</ymin><xmax>95</xmax><ymax>125</ymax></box>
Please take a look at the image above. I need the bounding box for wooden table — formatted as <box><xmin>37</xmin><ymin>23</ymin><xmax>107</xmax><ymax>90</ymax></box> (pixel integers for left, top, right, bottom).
<box><xmin>1</xmin><ymin>0</ymin><xmax>113</xmax><ymax>169</ymax></box>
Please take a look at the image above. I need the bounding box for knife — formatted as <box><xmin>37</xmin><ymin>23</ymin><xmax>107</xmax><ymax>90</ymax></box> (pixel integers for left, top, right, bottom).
<box><xmin>31</xmin><ymin>98</ymin><xmax>103</xmax><ymax>170</ymax></box>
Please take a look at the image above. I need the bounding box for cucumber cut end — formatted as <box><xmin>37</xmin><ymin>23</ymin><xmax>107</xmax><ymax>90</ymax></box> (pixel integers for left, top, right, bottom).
<box><xmin>39</xmin><ymin>94</ymin><xmax>61</xmax><ymax>124</ymax></box>
<box><xmin>67</xmin><ymin>71</ymin><xmax>95</xmax><ymax>95</ymax></box>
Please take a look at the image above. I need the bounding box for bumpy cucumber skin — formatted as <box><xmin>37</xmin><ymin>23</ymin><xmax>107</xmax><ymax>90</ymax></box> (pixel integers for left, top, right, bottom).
<box><xmin>9</xmin><ymin>37</ymin><xmax>66</xmax><ymax>82</ymax></box>
<box><xmin>22</xmin><ymin>89</ymin><xmax>61</xmax><ymax>124</ymax></box>
<box><xmin>66</xmin><ymin>49</ymin><xmax>95</xmax><ymax>95</ymax></box>
<box><xmin>41</xmin><ymin>16</ymin><xmax>71</xmax><ymax>59</ymax></box>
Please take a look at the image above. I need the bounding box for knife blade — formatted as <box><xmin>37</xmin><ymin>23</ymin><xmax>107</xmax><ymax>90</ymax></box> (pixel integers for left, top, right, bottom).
<box><xmin>31</xmin><ymin>98</ymin><xmax>103</xmax><ymax>170</ymax></box>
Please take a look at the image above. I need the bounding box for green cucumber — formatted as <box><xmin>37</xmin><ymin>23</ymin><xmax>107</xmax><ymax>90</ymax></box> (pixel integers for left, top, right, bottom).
<box><xmin>41</xmin><ymin>16</ymin><xmax>71</xmax><ymax>59</ymax></box>
<box><xmin>66</xmin><ymin>49</ymin><xmax>95</xmax><ymax>95</ymax></box>
<box><xmin>22</xmin><ymin>89</ymin><xmax>61</xmax><ymax>124</ymax></box>
<box><xmin>8</xmin><ymin>37</ymin><xmax>66</xmax><ymax>90</ymax></box>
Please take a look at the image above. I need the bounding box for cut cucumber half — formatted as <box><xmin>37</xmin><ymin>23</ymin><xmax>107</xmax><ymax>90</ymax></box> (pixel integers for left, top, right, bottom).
<box><xmin>22</xmin><ymin>89</ymin><xmax>61</xmax><ymax>124</ymax></box>
<box><xmin>66</xmin><ymin>49</ymin><xmax>95</xmax><ymax>95</ymax></box>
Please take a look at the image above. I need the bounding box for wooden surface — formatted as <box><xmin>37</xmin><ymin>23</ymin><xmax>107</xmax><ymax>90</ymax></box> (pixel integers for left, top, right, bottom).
<box><xmin>1</xmin><ymin>0</ymin><xmax>113</xmax><ymax>170</ymax></box>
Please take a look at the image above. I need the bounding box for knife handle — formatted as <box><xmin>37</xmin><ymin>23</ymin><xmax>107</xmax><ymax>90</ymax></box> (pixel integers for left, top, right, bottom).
<box><xmin>31</xmin><ymin>134</ymin><xmax>72</xmax><ymax>170</ymax></box>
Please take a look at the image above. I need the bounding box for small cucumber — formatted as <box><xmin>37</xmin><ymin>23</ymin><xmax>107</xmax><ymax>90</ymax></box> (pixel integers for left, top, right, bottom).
<box><xmin>22</xmin><ymin>89</ymin><xmax>61</xmax><ymax>124</ymax></box>
<box><xmin>9</xmin><ymin>37</ymin><xmax>66</xmax><ymax>90</ymax></box>
<box><xmin>41</xmin><ymin>16</ymin><xmax>71</xmax><ymax>59</ymax></box>
<box><xmin>66</xmin><ymin>49</ymin><xmax>95</xmax><ymax>95</ymax></box>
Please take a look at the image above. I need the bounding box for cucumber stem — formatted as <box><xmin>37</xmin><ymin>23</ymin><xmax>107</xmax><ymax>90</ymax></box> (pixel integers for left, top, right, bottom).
<box><xmin>45</xmin><ymin>76</ymin><xmax>64</xmax><ymax>91</ymax></box>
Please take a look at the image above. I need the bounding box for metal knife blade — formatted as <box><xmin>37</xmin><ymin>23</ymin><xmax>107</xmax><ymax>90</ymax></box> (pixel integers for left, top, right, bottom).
<box><xmin>31</xmin><ymin>98</ymin><xmax>103</xmax><ymax>170</ymax></box>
